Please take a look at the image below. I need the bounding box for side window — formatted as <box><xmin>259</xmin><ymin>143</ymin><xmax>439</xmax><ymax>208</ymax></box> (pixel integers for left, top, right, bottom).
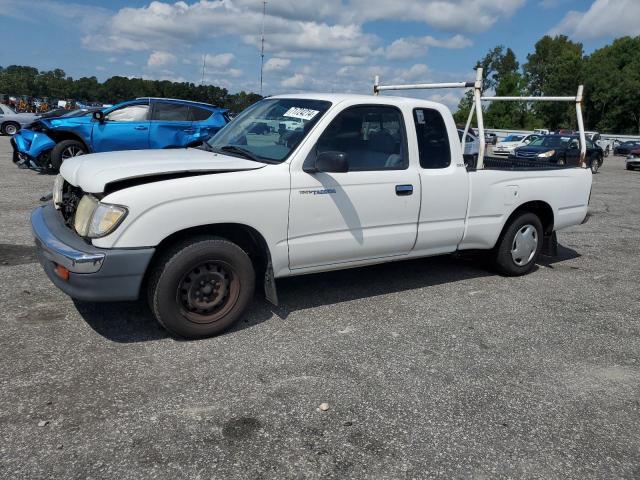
<box><xmin>105</xmin><ymin>104</ymin><xmax>149</xmax><ymax>122</ymax></box>
<box><xmin>190</xmin><ymin>106</ymin><xmax>213</xmax><ymax>121</ymax></box>
<box><xmin>413</xmin><ymin>108</ymin><xmax>451</xmax><ymax>169</ymax></box>
<box><xmin>152</xmin><ymin>102</ymin><xmax>190</xmax><ymax>121</ymax></box>
<box><xmin>316</xmin><ymin>106</ymin><xmax>407</xmax><ymax>171</ymax></box>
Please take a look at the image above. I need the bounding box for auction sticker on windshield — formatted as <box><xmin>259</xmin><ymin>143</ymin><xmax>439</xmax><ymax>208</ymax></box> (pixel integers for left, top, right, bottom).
<box><xmin>283</xmin><ymin>107</ymin><xmax>319</xmax><ymax>121</ymax></box>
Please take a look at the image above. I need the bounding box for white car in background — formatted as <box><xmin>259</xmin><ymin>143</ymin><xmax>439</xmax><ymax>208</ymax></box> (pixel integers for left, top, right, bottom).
<box><xmin>493</xmin><ymin>133</ymin><xmax>541</xmax><ymax>156</ymax></box>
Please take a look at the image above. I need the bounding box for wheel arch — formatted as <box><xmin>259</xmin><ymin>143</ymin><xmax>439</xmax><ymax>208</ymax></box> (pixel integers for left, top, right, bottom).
<box><xmin>494</xmin><ymin>200</ymin><xmax>554</xmax><ymax>249</ymax></box>
<box><xmin>47</xmin><ymin>130</ymin><xmax>90</xmax><ymax>151</ymax></box>
<box><xmin>142</xmin><ymin>222</ymin><xmax>276</xmax><ymax>303</ymax></box>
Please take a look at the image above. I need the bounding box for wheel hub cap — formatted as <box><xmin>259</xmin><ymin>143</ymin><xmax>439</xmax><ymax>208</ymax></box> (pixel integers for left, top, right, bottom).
<box><xmin>511</xmin><ymin>224</ymin><xmax>538</xmax><ymax>266</ymax></box>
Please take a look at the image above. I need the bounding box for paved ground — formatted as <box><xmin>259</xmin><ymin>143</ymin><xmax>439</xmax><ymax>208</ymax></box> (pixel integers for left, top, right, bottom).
<box><xmin>0</xmin><ymin>136</ymin><xmax>639</xmax><ymax>479</ymax></box>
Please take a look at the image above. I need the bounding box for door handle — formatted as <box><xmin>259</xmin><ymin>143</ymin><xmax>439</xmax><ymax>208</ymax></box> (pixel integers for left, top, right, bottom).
<box><xmin>134</xmin><ymin>126</ymin><xmax>148</xmax><ymax>130</ymax></box>
<box><xmin>395</xmin><ymin>184</ymin><xmax>413</xmax><ymax>196</ymax></box>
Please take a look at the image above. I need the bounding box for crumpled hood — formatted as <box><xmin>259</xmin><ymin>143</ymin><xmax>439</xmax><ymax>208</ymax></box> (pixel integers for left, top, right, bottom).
<box><xmin>60</xmin><ymin>148</ymin><xmax>265</xmax><ymax>193</ymax></box>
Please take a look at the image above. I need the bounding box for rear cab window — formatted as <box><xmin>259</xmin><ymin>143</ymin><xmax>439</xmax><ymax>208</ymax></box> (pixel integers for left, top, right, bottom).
<box><xmin>413</xmin><ymin>108</ymin><xmax>451</xmax><ymax>169</ymax></box>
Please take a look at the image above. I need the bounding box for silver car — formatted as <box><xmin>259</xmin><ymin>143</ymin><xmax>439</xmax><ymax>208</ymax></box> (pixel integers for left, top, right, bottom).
<box><xmin>0</xmin><ymin>104</ymin><xmax>40</xmax><ymax>135</ymax></box>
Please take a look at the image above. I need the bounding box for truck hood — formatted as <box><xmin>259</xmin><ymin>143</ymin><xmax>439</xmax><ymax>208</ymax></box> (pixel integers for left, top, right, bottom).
<box><xmin>60</xmin><ymin>148</ymin><xmax>265</xmax><ymax>193</ymax></box>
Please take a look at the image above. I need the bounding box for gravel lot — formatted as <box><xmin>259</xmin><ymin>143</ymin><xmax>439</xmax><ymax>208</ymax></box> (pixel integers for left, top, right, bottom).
<box><xmin>1</xmin><ymin>136</ymin><xmax>639</xmax><ymax>479</ymax></box>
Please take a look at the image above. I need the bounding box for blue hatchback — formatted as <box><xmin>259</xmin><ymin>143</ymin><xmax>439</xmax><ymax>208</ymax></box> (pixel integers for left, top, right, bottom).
<box><xmin>11</xmin><ymin>97</ymin><xmax>229</xmax><ymax>171</ymax></box>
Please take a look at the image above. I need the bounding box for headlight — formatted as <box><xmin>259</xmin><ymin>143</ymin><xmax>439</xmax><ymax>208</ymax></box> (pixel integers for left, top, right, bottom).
<box><xmin>52</xmin><ymin>175</ymin><xmax>64</xmax><ymax>209</ymax></box>
<box><xmin>74</xmin><ymin>195</ymin><xmax>127</xmax><ymax>238</ymax></box>
<box><xmin>74</xmin><ymin>195</ymin><xmax>98</xmax><ymax>236</ymax></box>
<box><xmin>538</xmin><ymin>150</ymin><xmax>556</xmax><ymax>158</ymax></box>
<box><xmin>87</xmin><ymin>203</ymin><xmax>127</xmax><ymax>238</ymax></box>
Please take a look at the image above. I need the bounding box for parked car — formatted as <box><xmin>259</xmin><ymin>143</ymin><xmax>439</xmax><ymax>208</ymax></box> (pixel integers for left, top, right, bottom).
<box><xmin>0</xmin><ymin>104</ymin><xmax>40</xmax><ymax>135</ymax></box>
<box><xmin>512</xmin><ymin>134</ymin><xmax>604</xmax><ymax>173</ymax></box>
<box><xmin>626</xmin><ymin>149</ymin><xmax>640</xmax><ymax>170</ymax></box>
<box><xmin>31</xmin><ymin>94</ymin><xmax>593</xmax><ymax>338</ymax></box>
<box><xmin>493</xmin><ymin>133</ymin><xmax>540</xmax><ymax>156</ymax></box>
<box><xmin>458</xmin><ymin>129</ymin><xmax>480</xmax><ymax>166</ymax></box>
<box><xmin>533</xmin><ymin>129</ymin><xmax>550</xmax><ymax>135</ymax></box>
<box><xmin>584</xmin><ymin>131</ymin><xmax>613</xmax><ymax>157</ymax></box>
<box><xmin>11</xmin><ymin>98</ymin><xmax>229</xmax><ymax>171</ymax></box>
<box><xmin>614</xmin><ymin>140</ymin><xmax>640</xmax><ymax>156</ymax></box>
<box><xmin>484</xmin><ymin>132</ymin><xmax>497</xmax><ymax>145</ymax></box>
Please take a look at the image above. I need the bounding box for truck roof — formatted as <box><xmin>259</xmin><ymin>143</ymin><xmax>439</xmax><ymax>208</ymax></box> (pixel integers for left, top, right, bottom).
<box><xmin>270</xmin><ymin>93</ymin><xmax>446</xmax><ymax>109</ymax></box>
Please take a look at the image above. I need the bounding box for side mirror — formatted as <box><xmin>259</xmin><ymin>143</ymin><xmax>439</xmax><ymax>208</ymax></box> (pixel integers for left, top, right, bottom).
<box><xmin>304</xmin><ymin>151</ymin><xmax>349</xmax><ymax>173</ymax></box>
<box><xmin>93</xmin><ymin>111</ymin><xmax>105</xmax><ymax>122</ymax></box>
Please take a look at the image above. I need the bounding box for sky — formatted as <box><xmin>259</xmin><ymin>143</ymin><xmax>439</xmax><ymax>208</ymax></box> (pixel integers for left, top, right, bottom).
<box><xmin>1</xmin><ymin>0</ymin><xmax>639</xmax><ymax>108</ymax></box>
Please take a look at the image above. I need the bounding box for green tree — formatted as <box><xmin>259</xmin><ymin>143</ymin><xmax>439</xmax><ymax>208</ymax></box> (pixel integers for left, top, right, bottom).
<box><xmin>523</xmin><ymin>35</ymin><xmax>584</xmax><ymax>130</ymax></box>
<box><xmin>584</xmin><ymin>36</ymin><xmax>640</xmax><ymax>134</ymax></box>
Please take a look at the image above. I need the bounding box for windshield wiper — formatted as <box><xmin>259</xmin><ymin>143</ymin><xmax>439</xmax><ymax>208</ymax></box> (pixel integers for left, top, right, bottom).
<box><xmin>218</xmin><ymin>145</ymin><xmax>279</xmax><ymax>164</ymax></box>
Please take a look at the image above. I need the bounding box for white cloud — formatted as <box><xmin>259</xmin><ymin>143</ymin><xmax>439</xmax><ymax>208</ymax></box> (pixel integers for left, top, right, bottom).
<box><xmin>263</xmin><ymin>57</ymin><xmax>291</xmax><ymax>72</ymax></box>
<box><xmin>205</xmin><ymin>53</ymin><xmax>235</xmax><ymax>68</ymax></box>
<box><xmin>147</xmin><ymin>50</ymin><xmax>177</xmax><ymax>68</ymax></box>
<box><xmin>384</xmin><ymin>34</ymin><xmax>472</xmax><ymax>60</ymax></box>
<box><xmin>549</xmin><ymin>0</ymin><xmax>640</xmax><ymax>39</ymax></box>
<box><xmin>281</xmin><ymin>73</ymin><xmax>307</xmax><ymax>89</ymax></box>
<box><xmin>345</xmin><ymin>0</ymin><xmax>525</xmax><ymax>33</ymax></box>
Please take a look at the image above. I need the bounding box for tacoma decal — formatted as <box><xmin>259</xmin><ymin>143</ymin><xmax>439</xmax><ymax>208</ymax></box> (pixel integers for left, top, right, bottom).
<box><xmin>299</xmin><ymin>188</ymin><xmax>337</xmax><ymax>195</ymax></box>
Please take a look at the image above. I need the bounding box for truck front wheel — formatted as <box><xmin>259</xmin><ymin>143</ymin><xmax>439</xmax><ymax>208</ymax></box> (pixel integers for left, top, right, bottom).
<box><xmin>148</xmin><ymin>237</ymin><xmax>255</xmax><ymax>338</ymax></box>
<box><xmin>492</xmin><ymin>213</ymin><xmax>543</xmax><ymax>276</ymax></box>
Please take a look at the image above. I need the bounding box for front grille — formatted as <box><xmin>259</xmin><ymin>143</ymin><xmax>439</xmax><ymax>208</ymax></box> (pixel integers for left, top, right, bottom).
<box><xmin>515</xmin><ymin>150</ymin><xmax>537</xmax><ymax>158</ymax></box>
<box><xmin>59</xmin><ymin>181</ymin><xmax>83</xmax><ymax>228</ymax></box>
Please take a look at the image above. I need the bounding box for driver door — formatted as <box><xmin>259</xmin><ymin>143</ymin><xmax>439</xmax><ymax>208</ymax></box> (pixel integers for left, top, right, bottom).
<box><xmin>288</xmin><ymin>105</ymin><xmax>420</xmax><ymax>270</ymax></box>
<box><xmin>91</xmin><ymin>100</ymin><xmax>151</xmax><ymax>152</ymax></box>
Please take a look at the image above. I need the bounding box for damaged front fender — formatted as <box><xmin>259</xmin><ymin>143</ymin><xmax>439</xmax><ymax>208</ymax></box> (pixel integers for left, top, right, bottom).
<box><xmin>12</xmin><ymin>128</ymin><xmax>56</xmax><ymax>160</ymax></box>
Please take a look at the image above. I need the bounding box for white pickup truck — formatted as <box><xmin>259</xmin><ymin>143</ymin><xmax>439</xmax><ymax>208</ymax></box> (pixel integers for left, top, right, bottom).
<box><xmin>32</xmin><ymin>93</ymin><xmax>593</xmax><ymax>338</ymax></box>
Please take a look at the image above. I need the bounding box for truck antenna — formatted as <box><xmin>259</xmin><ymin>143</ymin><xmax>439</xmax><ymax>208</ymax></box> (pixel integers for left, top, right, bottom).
<box><xmin>260</xmin><ymin>0</ymin><xmax>266</xmax><ymax>96</ymax></box>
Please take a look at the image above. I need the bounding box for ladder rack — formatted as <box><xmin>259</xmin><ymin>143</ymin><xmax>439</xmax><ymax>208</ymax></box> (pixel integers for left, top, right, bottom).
<box><xmin>373</xmin><ymin>68</ymin><xmax>586</xmax><ymax>169</ymax></box>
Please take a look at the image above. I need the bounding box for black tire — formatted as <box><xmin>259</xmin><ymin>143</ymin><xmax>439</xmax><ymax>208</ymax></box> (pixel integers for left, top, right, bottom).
<box><xmin>557</xmin><ymin>156</ymin><xmax>566</xmax><ymax>166</ymax></box>
<box><xmin>492</xmin><ymin>212</ymin><xmax>543</xmax><ymax>276</ymax></box>
<box><xmin>50</xmin><ymin>140</ymin><xmax>86</xmax><ymax>171</ymax></box>
<box><xmin>148</xmin><ymin>237</ymin><xmax>255</xmax><ymax>339</ymax></box>
<box><xmin>2</xmin><ymin>122</ymin><xmax>20</xmax><ymax>136</ymax></box>
<box><xmin>590</xmin><ymin>155</ymin><xmax>601</xmax><ymax>174</ymax></box>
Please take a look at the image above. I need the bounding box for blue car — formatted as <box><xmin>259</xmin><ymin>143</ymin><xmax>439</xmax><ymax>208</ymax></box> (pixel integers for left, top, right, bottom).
<box><xmin>11</xmin><ymin>98</ymin><xmax>229</xmax><ymax>171</ymax></box>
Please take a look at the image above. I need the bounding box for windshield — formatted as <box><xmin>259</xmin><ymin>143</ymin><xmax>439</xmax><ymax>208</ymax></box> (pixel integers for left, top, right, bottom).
<box><xmin>207</xmin><ymin>98</ymin><xmax>332</xmax><ymax>163</ymax></box>
<box><xmin>528</xmin><ymin>136</ymin><xmax>572</xmax><ymax>148</ymax></box>
<box><xmin>504</xmin><ymin>135</ymin><xmax>524</xmax><ymax>142</ymax></box>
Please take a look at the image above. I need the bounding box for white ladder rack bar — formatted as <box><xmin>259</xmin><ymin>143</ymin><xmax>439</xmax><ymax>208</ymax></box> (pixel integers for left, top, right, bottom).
<box><xmin>373</xmin><ymin>69</ymin><xmax>586</xmax><ymax>170</ymax></box>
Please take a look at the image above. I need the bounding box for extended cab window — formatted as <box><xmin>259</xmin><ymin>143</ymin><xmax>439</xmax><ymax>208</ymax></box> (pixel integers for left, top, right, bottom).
<box><xmin>105</xmin><ymin>104</ymin><xmax>149</xmax><ymax>122</ymax></box>
<box><xmin>317</xmin><ymin>106</ymin><xmax>407</xmax><ymax>171</ymax></box>
<box><xmin>413</xmin><ymin>108</ymin><xmax>451</xmax><ymax>169</ymax></box>
<box><xmin>152</xmin><ymin>102</ymin><xmax>190</xmax><ymax>121</ymax></box>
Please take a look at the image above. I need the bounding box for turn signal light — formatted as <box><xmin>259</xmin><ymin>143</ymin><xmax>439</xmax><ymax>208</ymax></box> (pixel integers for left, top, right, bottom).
<box><xmin>54</xmin><ymin>264</ymin><xmax>70</xmax><ymax>281</ymax></box>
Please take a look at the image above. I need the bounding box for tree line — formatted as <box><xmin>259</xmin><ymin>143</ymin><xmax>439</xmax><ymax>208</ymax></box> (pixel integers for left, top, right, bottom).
<box><xmin>453</xmin><ymin>35</ymin><xmax>640</xmax><ymax>134</ymax></box>
<box><xmin>0</xmin><ymin>65</ymin><xmax>262</xmax><ymax>113</ymax></box>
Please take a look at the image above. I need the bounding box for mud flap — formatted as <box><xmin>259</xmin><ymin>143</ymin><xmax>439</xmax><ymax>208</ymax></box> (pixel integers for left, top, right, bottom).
<box><xmin>264</xmin><ymin>258</ymin><xmax>279</xmax><ymax>306</ymax></box>
<box><xmin>541</xmin><ymin>231</ymin><xmax>558</xmax><ymax>257</ymax></box>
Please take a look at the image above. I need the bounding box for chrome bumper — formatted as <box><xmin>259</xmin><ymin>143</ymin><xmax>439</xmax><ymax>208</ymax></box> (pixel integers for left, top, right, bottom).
<box><xmin>31</xmin><ymin>206</ymin><xmax>104</xmax><ymax>273</ymax></box>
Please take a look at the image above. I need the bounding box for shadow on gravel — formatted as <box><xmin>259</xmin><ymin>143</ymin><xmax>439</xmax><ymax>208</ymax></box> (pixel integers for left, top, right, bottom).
<box><xmin>74</xmin><ymin>244</ymin><xmax>580</xmax><ymax>343</ymax></box>
<box><xmin>0</xmin><ymin>244</ymin><xmax>37</xmax><ymax>266</ymax></box>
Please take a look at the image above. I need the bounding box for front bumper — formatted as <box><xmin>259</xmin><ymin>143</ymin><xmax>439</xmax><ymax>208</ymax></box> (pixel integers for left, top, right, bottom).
<box><xmin>31</xmin><ymin>204</ymin><xmax>155</xmax><ymax>302</ymax></box>
<box><xmin>626</xmin><ymin>157</ymin><xmax>640</xmax><ymax>168</ymax></box>
<box><xmin>12</xmin><ymin>129</ymin><xmax>56</xmax><ymax>160</ymax></box>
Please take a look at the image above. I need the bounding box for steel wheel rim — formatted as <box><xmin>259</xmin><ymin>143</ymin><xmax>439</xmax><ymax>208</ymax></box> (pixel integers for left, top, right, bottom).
<box><xmin>61</xmin><ymin>146</ymin><xmax>84</xmax><ymax>160</ymax></box>
<box><xmin>591</xmin><ymin>159</ymin><xmax>600</xmax><ymax>173</ymax></box>
<box><xmin>5</xmin><ymin>125</ymin><xmax>17</xmax><ymax>135</ymax></box>
<box><xmin>511</xmin><ymin>224</ymin><xmax>538</xmax><ymax>267</ymax></box>
<box><xmin>176</xmin><ymin>260</ymin><xmax>240</xmax><ymax>324</ymax></box>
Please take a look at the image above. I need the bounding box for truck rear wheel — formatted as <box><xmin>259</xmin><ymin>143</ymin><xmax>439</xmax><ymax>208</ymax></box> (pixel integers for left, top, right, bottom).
<box><xmin>492</xmin><ymin>212</ymin><xmax>543</xmax><ymax>276</ymax></box>
<box><xmin>148</xmin><ymin>237</ymin><xmax>255</xmax><ymax>339</ymax></box>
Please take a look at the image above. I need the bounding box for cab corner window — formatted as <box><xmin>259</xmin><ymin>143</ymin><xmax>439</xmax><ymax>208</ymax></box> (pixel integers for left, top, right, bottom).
<box><xmin>413</xmin><ymin>108</ymin><xmax>451</xmax><ymax>169</ymax></box>
<box><xmin>317</xmin><ymin>106</ymin><xmax>407</xmax><ymax>171</ymax></box>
